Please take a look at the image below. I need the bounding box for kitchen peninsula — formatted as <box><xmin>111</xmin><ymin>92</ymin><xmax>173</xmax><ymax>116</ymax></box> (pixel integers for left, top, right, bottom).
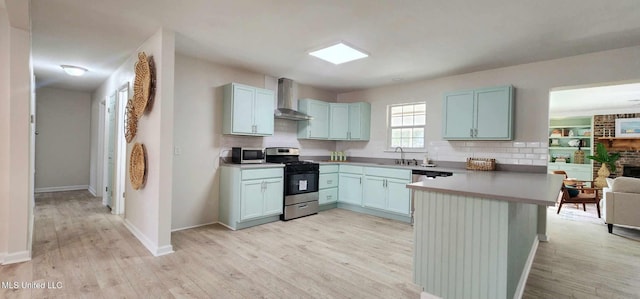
<box><xmin>407</xmin><ymin>171</ymin><xmax>564</xmax><ymax>299</ymax></box>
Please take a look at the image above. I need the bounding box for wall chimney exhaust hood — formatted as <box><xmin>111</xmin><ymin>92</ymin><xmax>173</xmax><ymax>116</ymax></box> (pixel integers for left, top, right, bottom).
<box><xmin>275</xmin><ymin>78</ymin><xmax>313</xmax><ymax>121</ymax></box>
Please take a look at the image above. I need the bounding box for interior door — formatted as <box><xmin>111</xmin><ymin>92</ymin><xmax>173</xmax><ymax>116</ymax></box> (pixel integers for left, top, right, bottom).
<box><xmin>105</xmin><ymin>93</ymin><xmax>117</xmax><ymax>208</ymax></box>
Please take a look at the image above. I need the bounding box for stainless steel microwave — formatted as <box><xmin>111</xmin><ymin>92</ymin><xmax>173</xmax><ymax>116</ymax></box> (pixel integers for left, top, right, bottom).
<box><xmin>231</xmin><ymin>147</ymin><xmax>264</xmax><ymax>164</ymax></box>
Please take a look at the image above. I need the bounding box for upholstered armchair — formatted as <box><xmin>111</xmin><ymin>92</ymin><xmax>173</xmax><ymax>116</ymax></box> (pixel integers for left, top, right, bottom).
<box><xmin>601</xmin><ymin>177</ymin><xmax>640</xmax><ymax>233</ymax></box>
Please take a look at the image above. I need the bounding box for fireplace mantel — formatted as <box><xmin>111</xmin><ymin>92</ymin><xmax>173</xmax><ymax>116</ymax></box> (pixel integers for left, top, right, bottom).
<box><xmin>597</xmin><ymin>137</ymin><xmax>640</xmax><ymax>150</ymax></box>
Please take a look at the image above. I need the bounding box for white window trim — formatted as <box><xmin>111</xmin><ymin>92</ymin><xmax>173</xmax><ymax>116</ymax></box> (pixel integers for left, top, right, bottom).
<box><xmin>386</xmin><ymin>101</ymin><xmax>427</xmax><ymax>151</ymax></box>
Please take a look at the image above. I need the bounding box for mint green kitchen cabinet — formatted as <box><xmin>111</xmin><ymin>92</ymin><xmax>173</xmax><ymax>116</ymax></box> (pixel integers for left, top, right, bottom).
<box><xmin>329</xmin><ymin>103</ymin><xmax>350</xmax><ymax>139</ymax></box>
<box><xmin>363</xmin><ymin>176</ymin><xmax>386</xmax><ymax>209</ymax></box>
<box><xmin>298</xmin><ymin>98</ymin><xmax>330</xmax><ymax>139</ymax></box>
<box><xmin>319</xmin><ymin>164</ymin><xmax>339</xmax><ymax>205</ymax></box>
<box><xmin>223</xmin><ymin>83</ymin><xmax>275</xmax><ymax>136</ymax></box>
<box><xmin>362</xmin><ymin>167</ymin><xmax>411</xmax><ymax>215</ymax></box>
<box><xmin>347</xmin><ymin>102</ymin><xmax>371</xmax><ymax>140</ymax></box>
<box><xmin>298</xmin><ymin>100</ymin><xmax>370</xmax><ymax>141</ymax></box>
<box><xmin>442</xmin><ymin>85</ymin><xmax>513</xmax><ymax>140</ymax></box>
<box><xmin>219</xmin><ymin>166</ymin><xmax>284</xmax><ymax>230</ymax></box>
<box><xmin>338</xmin><ymin>165</ymin><xmax>363</xmax><ymax>205</ymax></box>
<box><xmin>385</xmin><ymin>178</ymin><xmax>411</xmax><ymax>215</ymax></box>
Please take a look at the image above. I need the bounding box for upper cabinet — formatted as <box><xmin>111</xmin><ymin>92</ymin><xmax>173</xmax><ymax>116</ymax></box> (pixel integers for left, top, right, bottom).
<box><xmin>298</xmin><ymin>100</ymin><xmax>370</xmax><ymax>141</ymax></box>
<box><xmin>298</xmin><ymin>98</ymin><xmax>330</xmax><ymax>139</ymax></box>
<box><xmin>223</xmin><ymin>83</ymin><xmax>275</xmax><ymax>136</ymax></box>
<box><xmin>442</xmin><ymin>85</ymin><xmax>514</xmax><ymax>140</ymax></box>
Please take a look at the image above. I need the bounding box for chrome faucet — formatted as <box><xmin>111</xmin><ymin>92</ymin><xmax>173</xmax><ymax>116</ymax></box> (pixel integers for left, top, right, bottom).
<box><xmin>394</xmin><ymin>147</ymin><xmax>405</xmax><ymax>165</ymax></box>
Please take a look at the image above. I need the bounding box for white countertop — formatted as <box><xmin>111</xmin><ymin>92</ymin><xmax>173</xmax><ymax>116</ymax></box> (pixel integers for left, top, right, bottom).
<box><xmin>407</xmin><ymin>171</ymin><xmax>564</xmax><ymax>206</ymax></box>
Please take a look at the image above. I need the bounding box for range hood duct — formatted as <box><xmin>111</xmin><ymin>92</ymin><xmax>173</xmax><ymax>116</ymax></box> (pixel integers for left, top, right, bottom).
<box><xmin>275</xmin><ymin>78</ymin><xmax>313</xmax><ymax>120</ymax></box>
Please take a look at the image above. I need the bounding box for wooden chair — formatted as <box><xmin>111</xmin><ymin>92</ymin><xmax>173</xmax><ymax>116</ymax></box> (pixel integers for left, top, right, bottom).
<box><xmin>557</xmin><ymin>181</ymin><xmax>601</xmax><ymax>218</ymax></box>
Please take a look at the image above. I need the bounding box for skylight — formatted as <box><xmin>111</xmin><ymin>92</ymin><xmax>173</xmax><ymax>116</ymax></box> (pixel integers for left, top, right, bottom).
<box><xmin>309</xmin><ymin>43</ymin><xmax>368</xmax><ymax>65</ymax></box>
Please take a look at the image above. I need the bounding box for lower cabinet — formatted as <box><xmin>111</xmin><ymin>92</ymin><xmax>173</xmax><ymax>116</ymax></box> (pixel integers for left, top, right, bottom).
<box><xmin>362</xmin><ymin>167</ymin><xmax>411</xmax><ymax>216</ymax></box>
<box><xmin>220</xmin><ymin>166</ymin><xmax>284</xmax><ymax>230</ymax></box>
<box><xmin>334</xmin><ymin>165</ymin><xmax>411</xmax><ymax>222</ymax></box>
<box><xmin>547</xmin><ymin>162</ymin><xmax>593</xmax><ymax>181</ymax></box>
<box><xmin>319</xmin><ymin>165</ymin><xmax>339</xmax><ymax>205</ymax></box>
<box><xmin>338</xmin><ymin>165</ymin><xmax>364</xmax><ymax>206</ymax></box>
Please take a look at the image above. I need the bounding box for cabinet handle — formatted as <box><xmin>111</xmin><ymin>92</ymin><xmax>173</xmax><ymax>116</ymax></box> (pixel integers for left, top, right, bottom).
<box><xmin>327</xmin><ymin>195</ymin><xmax>332</xmax><ymax>199</ymax></box>
<box><xmin>327</xmin><ymin>180</ymin><xmax>333</xmax><ymax>184</ymax></box>
<box><xmin>359</xmin><ymin>177</ymin><xmax>362</xmax><ymax>184</ymax></box>
<box><xmin>475</xmin><ymin>128</ymin><xmax>478</xmax><ymax>137</ymax></box>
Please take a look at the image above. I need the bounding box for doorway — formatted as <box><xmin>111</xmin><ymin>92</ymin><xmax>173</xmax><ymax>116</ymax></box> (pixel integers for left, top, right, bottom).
<box><xmin>548</xmin><ymin>80</ymin><xmax>640</xmax><ymax>180</ymax></box>
<box><xmin>103</xmin><ymin>83</ymin><xmax>129</xmax><ymax>214</ymax></box>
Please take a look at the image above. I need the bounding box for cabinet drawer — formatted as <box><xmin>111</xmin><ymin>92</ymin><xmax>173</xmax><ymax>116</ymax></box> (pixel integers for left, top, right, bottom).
<box><xmin>319</xmin><ymin>173</ymin><xmax>338</xmax><ymax>189</ymax></box>
<box><xmin>241</xmin><ymin>168</ymin><xmax>283</xmax><ymax>180</ymax></box>
<box><xmin>340</xmin><ymin>165</ymin><xmax>363</xmax><ymax>174</ymax></box>
<box><xmin>319</xmin><ymin>188</ymin><xmax>338</xmax><ymax>204</ymax></box>
<box><xmin>364</xmin><ymin>167</ymin><xmax>411</xmax><ymax>181</ymax></box>
<box><xmin>320</xmin><ymin>164</ymin><xmax>339</xmax><ymax>173</ymax></box>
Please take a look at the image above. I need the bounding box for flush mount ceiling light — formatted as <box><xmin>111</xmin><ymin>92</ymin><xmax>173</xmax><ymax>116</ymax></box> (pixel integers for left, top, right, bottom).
<box><xmin>60</xmin><ymin>65</ymin><xmax>88</xmax><ymax>76</ymax></box>
<box><xmin>309</xmin><ymin>42</ymin><xmax>368</xmax><ymax>65</ymax></box>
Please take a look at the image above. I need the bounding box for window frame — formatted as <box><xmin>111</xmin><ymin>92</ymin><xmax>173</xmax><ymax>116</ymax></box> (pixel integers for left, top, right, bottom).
<box><xmin>387</xmin><ymin>101</ymin><xmax>427</xmax><ymax>150</ymax></box>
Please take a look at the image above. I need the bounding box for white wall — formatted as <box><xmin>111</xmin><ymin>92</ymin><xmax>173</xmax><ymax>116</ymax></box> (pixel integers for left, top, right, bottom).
<box><xmin>172</xmin><ymin>54</ymin><xmax>337</xmax><ymax>230</ymax></box>
<box><xmin>337</xmin><ymin>45</ymin><xmax>640</xmax><ymax>166</ymax></box>
<box><xmin>0</xmin><ymin>2</ymin><xmax>32</xmax><ymax>264</ymax></box>
<box><xmin>91</xmin><ymin>28</ymin><xmax>175</xmax><ymax>256</ymax></box>
<box><xmin>35</xmin><ymin>87</ymin><xmax>91</xmax><ymax>191</ymax></box>
<box><xmin>0</xmin><ymin>7</ymin><xmax>10</xmax><ymax>263</ymax></box>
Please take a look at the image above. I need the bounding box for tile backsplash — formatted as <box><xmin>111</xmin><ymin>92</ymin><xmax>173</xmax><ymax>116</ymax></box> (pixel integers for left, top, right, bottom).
<box><xmin>428</xmin><ymin>141</ymin><xmax>548</xmax><ymax>166</ymax></box>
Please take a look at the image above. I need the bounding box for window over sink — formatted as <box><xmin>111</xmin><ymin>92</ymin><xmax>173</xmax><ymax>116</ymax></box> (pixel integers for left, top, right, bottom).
<box><xmin>388</xmin><ymin>102</ymin><xmax>426</xmax><ymax>149</ymax></box>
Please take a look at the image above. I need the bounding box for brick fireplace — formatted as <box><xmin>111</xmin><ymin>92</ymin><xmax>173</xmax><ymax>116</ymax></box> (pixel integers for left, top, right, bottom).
<box><xmin>593</xmin><ymin>113</ymin><xmax>640</xmax><ymax>178</ymax></box>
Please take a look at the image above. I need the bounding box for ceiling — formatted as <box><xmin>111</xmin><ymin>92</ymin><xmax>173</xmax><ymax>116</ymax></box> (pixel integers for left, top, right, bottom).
<box><xmin>550</xmin><ymin>82</ymin><xmax>640</xmax><ymax>116</ymax></box>
<box><xmin>31</xmin><ymin>0</ymin><xmax>640</xmax><ymax>93</ymax></box>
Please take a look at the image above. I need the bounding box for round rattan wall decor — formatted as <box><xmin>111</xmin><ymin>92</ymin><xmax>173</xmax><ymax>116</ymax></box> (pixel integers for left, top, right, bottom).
<box><xmin>125</xmin><ymin>98</ymin><xmax>137</xmax><ymax>143</ymax></box>
<box><xmin>133</xmin><ymin>52</ymin><xmax>151</xmax><ymax>118</ymax></box>
<box><xmin>129</xmin><ymin>143</ymin><xmax>147</xmax><ymax>190</ymax></box>
<box><xmin>146</xmin><ymin>55</ymin><xmax>156</xmax><ymax>113</ymax></box>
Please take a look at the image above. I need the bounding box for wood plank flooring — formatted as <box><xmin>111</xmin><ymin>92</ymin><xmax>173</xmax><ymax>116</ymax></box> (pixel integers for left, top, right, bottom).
<box><xmin>1</xmin><ymin>191</ymin><xmax>420</xmax><ymax>298</ymax></box>
<box><xmin>1</xmin><ymin>191</ymin><xmax>639</xmax><ymax>298</ymax></box>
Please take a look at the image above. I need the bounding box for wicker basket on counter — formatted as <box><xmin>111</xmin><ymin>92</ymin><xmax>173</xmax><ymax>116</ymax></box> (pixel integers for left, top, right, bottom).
<box><xmin>466</xmin><ymin>158</ymin><xmax>496</xmax><ymax>171</ymax></box>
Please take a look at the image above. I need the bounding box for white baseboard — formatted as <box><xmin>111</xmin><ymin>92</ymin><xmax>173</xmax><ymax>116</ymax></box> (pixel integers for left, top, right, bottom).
<box><xmin>513</xmin><ymin>236</ymin><xmax>540</xmax><ymax>299</ymax></box>
<box><xmin>171</xmin><ymin>221</ymin><xmax>217</xmax><ymax>232</ymax></box>
<box><xmin>123</xmin><ymin>218</ymin><xmax>174</xmax><ymax>257</ymax></box>
<box><xmin>35</xmin><ymin>185</ymin><xmax>89</xmax><ymax>193</ymax></box>
<box><xmin>88</xmin><ymin>185</ymin><xmax>97</xmax><ymax>197</ymax></box>
<box><xmin>1</xmin><ymin>250</ymin><xmax>31</xmax><ymax>265</ymax></box>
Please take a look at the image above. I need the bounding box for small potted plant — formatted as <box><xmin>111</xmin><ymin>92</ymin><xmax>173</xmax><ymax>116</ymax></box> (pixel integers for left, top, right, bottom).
<box><xmin>587</xmin><ymin>142</ymin><xmax>620</xmax><ymax>188</ymax></box>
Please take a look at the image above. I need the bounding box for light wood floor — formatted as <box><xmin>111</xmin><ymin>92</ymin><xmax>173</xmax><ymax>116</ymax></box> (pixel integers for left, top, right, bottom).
<box><xmin>1</xmin><ymin>191</ymin><xmax>639</xmax><ymax>298</ymax></box>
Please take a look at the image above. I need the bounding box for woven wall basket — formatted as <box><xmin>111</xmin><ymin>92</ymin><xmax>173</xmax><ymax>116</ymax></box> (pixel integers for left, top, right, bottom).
<box><xmin>125</xmin><ymin>98</ymin><xmax>137</xmax><ymax>143</ymax></box>
<box><xmin>129</xmin><ymin>143</ymin><xmax>147</xmax><ymax>190</ymax></box>
<box><xmin>133</xmin><ymin>52</ymin><xmax>151</xmax><ymax>118</ymax></box>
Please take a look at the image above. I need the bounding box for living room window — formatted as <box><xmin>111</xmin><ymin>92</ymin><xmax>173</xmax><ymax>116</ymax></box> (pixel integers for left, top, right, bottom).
<box><xmin>388</xmin><ymin>102</ymin><xmax>426</xmax><ymax>149</ymax></box>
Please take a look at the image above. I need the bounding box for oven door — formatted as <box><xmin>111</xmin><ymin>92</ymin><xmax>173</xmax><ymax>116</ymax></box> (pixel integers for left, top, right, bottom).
<box><xmin>285</xmin><ymin>171</ymin><xmax>319</xmax><ymax>196</ymax></box>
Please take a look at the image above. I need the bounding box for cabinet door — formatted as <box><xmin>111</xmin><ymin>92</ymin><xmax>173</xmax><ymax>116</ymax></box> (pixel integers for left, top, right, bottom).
<box><xmin>253</xmin><ymin>89</ymin><xmax>275</xmax><ymax>135</ymax></box>
<box><xmin>386</xmin><ymin>178</ymin><xmax>411</xmax><ymax>215</ymax></box>
<box><xmin>338</xmin><ymin>173</ymin><xmax>362</xmax><ymax>205</ymax></box>
<box><xmin>262</xmin><ymin>178</ymin><xmax>283</xmax><ymax>216</ymax></box>
<box><xmin>329</xmin><ymin>103</ymin><xmax>349</xmax><ymax>140</ymax></box>
<box><xmin>362</xmin><ymin>177</ymin><xmax>386</xmax><ymax>210</ymax></box>
<box><xmin>240</xmin><ymin>180</ymin><xmax>264</xmax><ymax>221</ymax></box>
<box><xmin>307</xmin><ymin>100</ymin><xmax>330</xmax><ymax>139</ymax></box>
<box><xmin>442</xmin><ymin>91</ymin><xmax>475</xmax><ymax>139</ymax></box>
<box><xmin>475</xmin><ymin>86</ymin><xmax>512</xmax><ymax>139</ymax></box>
<box><xmin>348</xmin><ymin>103</ymin><xmax>362</xmax><ymax>140</ymax></box>
<box><xmin>232</xmin><ymin>85</ymin><xmax>256</xmax><ymax>134</ymax></box>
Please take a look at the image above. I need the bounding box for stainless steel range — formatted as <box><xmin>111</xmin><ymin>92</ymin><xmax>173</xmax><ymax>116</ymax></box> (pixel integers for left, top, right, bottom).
<box><xmin>265</xmin><ymin>147</ymin><xmax>319</xmax><ymax>220</ymax></box>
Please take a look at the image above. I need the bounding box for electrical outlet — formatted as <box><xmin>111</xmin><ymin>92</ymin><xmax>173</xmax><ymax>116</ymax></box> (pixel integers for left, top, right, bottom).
<box><xmin>174</xmin><ymin>146</ymin><xmax>182</xmax><ymax>156</ymax></box>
